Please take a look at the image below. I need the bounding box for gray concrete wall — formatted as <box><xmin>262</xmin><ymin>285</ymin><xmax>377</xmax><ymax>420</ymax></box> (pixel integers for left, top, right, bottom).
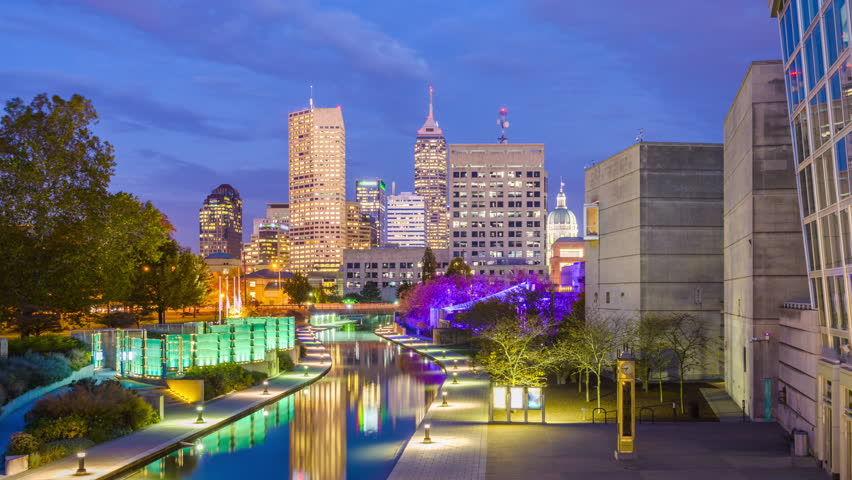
<box><xmin>723</xmin><ymin>61</ymin><xmax>809</xmax><ymax>421</ymax></box>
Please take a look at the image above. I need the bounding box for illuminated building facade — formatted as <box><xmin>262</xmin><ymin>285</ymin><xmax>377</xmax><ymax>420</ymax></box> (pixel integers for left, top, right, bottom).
<box><xmin>342</xmin><ymin>247</ymin><xmax>451</xmax><ymax>300</ymax></box>
<box><xmin>252</xmin><ymin>203</ymin><xmax>289</xmax><ymax>236</ymax></box>
<box><xmin>355</xmin><ymin>179</ymin><xmax>386</xmax><ymax>247</ymax></box>
<box><xmin>242</xmin><ymin>223</ymin><xmax>288</xmax><ymax>272</ymax></box>
<box><xmin>345</xmin><ymin>201</ymin><xmax>374</xmax><ymax>250</ymax></box>
<box><xmin>288</xmin><ymin>107</ymin><xmax>346</xmax><ymax>273</ymax></box>
<box><xmin>415</xmin><ymin>87</ymin><xmax>449</xmax><ymax>250</ymax></box>
<box><xmin>768</xmin><ymin>1</ymin><xmax>852</xmax><ymax>473</ymax></box>
<box><xmin>386</xmin><ymin>192</ymin><xmax>426</xmax><ymax>247</ymax></box>
<box><xmin>549</xmin><ymin>237</ymin><xmax>584</xmax><ymax>292</ymax></box>
<box><xmin>449</xmin><ymin>144</ymin><xmax>547</xmax><ymax>277</ymax></box>
<box><xmin>546</xmin><ymin>180</ymin><xmax>579</xmax><ymax>266</ymax></box>
<box><xmin>199</xmin><ymin>184</ymin><xmax>243</xmax><ymax>259</ymax></box>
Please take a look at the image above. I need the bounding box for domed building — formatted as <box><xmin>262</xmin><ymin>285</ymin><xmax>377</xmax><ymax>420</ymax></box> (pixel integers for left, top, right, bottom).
<box><xmin>546</xmin><ymin>182</ymin><xmax>579</xmax><ymax>263</ymax></box>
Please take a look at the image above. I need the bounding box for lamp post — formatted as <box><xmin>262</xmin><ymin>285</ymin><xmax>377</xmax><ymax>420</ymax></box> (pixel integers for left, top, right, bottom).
<box><xmin>273</xmin><ymin>263</ymin><xmax>281</xmax><ymax>303</ymax></box>
<box><xmin>304</xmin><ymin>365</ymin><xmax>309</xmax><ymax>377</ymax></box>
<box><xmin>75</xmin><ymin>452</ymin><xmax>87</xmax><ymax>476</ymax></box>
<box><xmin>423</xmin><ymin>423</ymin><xmax>432</xmax><ymax>443</ymax></box>
<box><xmin>262</xmin><ymin>380</ymin><xmax>269</xmax><ymax>395</ymax></box>
<box><xmin>195</xmin><ymin>405</ymin><xmax>205</xmax><ymax>424</ymax></box>
<box><xmin>441</xmin><ymin>391</ymin><xmax>448</xmax><ymax>407</ymax></box>
<box><xmin>452</xmin><ymin>372</ymin><xmax>458</xmax><ymax>384</ymax></box>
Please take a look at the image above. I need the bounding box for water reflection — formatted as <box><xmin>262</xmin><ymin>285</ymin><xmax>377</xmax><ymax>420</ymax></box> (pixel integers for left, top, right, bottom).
<box><xmin>122</xmin><ymin>331</ymin><xmax>444</xmax><ymax>480</ymax></box>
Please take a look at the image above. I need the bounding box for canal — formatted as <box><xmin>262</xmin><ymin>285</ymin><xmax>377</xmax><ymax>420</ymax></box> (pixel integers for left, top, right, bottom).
<box><xmin>120</xmin><ymin>329</ymin><xmax>444</xmax><ymax>480</ymax></box>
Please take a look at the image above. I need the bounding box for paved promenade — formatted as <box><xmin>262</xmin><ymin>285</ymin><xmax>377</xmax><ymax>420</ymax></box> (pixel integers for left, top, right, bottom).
<box><xmin>376</xmin><ymin>327</ymin><xmax>490</xmax><ymax>480</ymax></box>
<box><xmin>3</xmin><ymin>327</ymin><xmax>331</xmax><ymax>480</ymax></box>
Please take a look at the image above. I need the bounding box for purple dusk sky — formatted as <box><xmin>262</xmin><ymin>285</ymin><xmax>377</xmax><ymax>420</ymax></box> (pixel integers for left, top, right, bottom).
<box><xmin>1</xmin><ymin>1</ymin><xmax>781</xmax><ymax>252</ymax></box>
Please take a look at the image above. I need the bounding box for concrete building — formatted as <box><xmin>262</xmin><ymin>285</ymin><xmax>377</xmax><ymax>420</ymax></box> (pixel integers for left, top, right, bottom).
<box><xmin>342</xmin><ymin>247</ymin><xmax>450</xmax><ymax>301</ymax></box>
<box><xmin>449</xmin><ymin>144</ymin><xmax>547</xmax><ymax>277</ymax></box>
<box><xmin>768</xmin><ymin>2</ymin><xmax>852</xmax><ymax>474</ymax></box>
<box><xmin>546</xmin><ymin>180</ymin><xmax>580</xmax><ymax>266</ymax></box>
<box><xmin>288</xmin><ymin>106</ymin><xmax>346</xmax><ymax>273</ymax></box>
<box><xmin>386</xmin><ymin>192</ymin><xmax>426</xmax><ymax>247</ymax></box>
<box><xmin>723</xmin><ymin>60</ymin><xmax>810</xmax><ymax>423</ymax></box>
<box><xmin>584</xmin><ymin>142</ymin><xmax>724</xmax><ymax>377</ymax></box>
<box><xmin>345</xmin><ymin>201</ymin><xmax>374</xmax><ymax>250</ymax></box>
<box><xmin>355</xmin><ymin>179</ymin><xmax>386</xmax><ymax>247</ymax></box>
<box><xmin>199</xmin><ymin>184</ymin><xmax>243</xmax><ymax>259</ymax></box>
<box><xmin>415</xmin><ymin>87</ymin><xmax>449</xmax><ymax>250</ymax></box>
<box><xmin>550</xmin><ymin>237</ymin><xmax>585</xmax><ymax>292</ymax></box>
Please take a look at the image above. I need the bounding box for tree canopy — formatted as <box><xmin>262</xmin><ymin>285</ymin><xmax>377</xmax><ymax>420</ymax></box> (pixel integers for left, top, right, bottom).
<box><xmin>445</xmin><ymin>257</ymin><xmax>471</xmax><ymax>277</ymax></box>
<box><xmin>420</xmin><ymin>247</ymin><xmax>437</xmax><ymax>282</ymax></box>
<box><xmin>282</xmin><ymin>273</ymin><xmax>311</xmax><ymax>304</ymax></box>
<box><xmin>130</xmin><ymin>239</ymin><xmax>209</xmax><ymax>323</ymax></box>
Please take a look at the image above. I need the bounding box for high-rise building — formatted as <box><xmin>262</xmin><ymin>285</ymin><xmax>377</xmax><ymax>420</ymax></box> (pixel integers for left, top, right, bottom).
<box><xmin>546</xmin><ymin>179</ymin><xmax>579</xmax><ymax>266</ymax></box>
<box><xmin>355</xmin><ymin>179</ymin><xmax>386</xmax><ymax>247</ymax></box>
<box><xmin>243</xmin><ymin>222</ymin><xmax>288</xmax><ymax>272</ymax></box>
<box><xmin>253</xmin><ymin>203</ymin><xmax>289</xmax><ymax>235</ymax></box>
<box><xmin>449</xmin><ymin>144</ymin><xmax>547</xmax><ymax>277</ymax></box>
<box><xmin>415</xmin><ymin>87</ymin><xmax>449</xmax><ymax>250</ymax></box>
<box><xmin>345</xmin><ymin>201</ymin><xmax>373</xmax><ymax>250</ymax></box>
<box><xmin>768</xmin><ymin>3</ymin><xmax>852</xmax><ymax>471</ymax></box>
<box><xmin>386</xmin><ymin>192</ymin><xmax>426</xmax><ymax>247</ymax></box>
<box><xmin>199</xmin><ymin>184</ymin><xmax>243</xmax><ymax>259</ymax></box>
<box><xmin>288</xmin><ymin>106</ymin><xmax>346</xmax><ymax>273</ymax></box>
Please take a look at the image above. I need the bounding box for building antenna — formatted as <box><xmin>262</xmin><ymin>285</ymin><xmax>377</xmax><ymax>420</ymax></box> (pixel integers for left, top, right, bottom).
<box><xmin>309</xmin><ymin>85</ymin><xmax>314</xmax><ymax>110</ymax></box>
<box><xmin>634</xmin><ymin>128</ymin><xmax>644</xmax><ymax>143</ymax></box>
<box><xmin>428</xmin><ymin>85</ymin><xmax>434</xmax><ymax>119</ymax></box>
<box><xmin>497</xmin><ymin>107</ymin><xmax>509</xmax><ymax>144</ymax></box>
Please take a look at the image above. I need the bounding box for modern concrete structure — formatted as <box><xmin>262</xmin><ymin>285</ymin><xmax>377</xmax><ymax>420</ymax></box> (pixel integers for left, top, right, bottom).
<box><xmin>342</xmin><ymin>247</ymin><xmax>450</xmax><ymax>301</ymax></box>
<box><xmin>550</xmin><ymin>237</ymin><xmax>584</xmax><ymax>292</ymax></box>
<box><xmin>723</xmin><ymin>60</ymin><xmax>810</xmax><ymax>423</ymax></box>
<box><xmin>345</xmin><ymin>201</ymin><xmax>373</xmax><ymax>250</ymax></box>
<box><xmin>386</xmin><ymin>192</ymin><xmax>427</xmax><ymax>247</ymax></box>
<box><xmin>199</xmin><ymin>184</ymin><xmax>243</xmax><ymax>259</ymax></box>
<box><xmin>449</xmin><ymin>144</ymin><xmax>547</xmax><ymax>277</ymax></box>
<box><xmin>355</xmin><ymin>179</ymin><xmax>386</xmax><ymax>247</ymax></box>
<box><xmin>768</xmin><ymin>2</ymin><xmax>852</xmax><ymax>474</ymax></box>
<box><xmin>584</xmin><ymin>142</ymin><xmax>724</xmax><ymax>377</ymax></box>
<box><xmin>415</xmin><ymin>87</ymin><xmax>449</xmax><ymax>250</ymax></box>
<box><xmin>288</xmin><ymin>106</ymin><xmax>346</xmax><ymax>273</ymax></box>
<box><xmin>546</xmin><ymin>180</ymin><xmax>579</xmax><ymax>266</ymax></box>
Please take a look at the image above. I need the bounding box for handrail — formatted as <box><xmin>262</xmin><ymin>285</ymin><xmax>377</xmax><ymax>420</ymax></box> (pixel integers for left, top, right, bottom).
<box><xmin>592</xmin><ymin>407</ymin><xmax>608</xmax><ymax>424</ymax></box>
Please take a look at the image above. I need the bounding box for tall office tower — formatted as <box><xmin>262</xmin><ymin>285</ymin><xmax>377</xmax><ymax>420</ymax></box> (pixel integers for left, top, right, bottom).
<box><xmin>345</xmin><ymin>201</ymin><xmax>373</xmax><ymax>250</ymax></box>
<box><xmin>253</xmin><ymin>203</ymin><xmax>289</xmax><ymax>235</ymax></box>
<box><xmin>199</xmin><ymin>184</ymin><xmax>243</xmax><ymax>259</ymax></box>
<box><xmin>415</xmin><ymin>87</ymin><xmax>449</xmax><ymax>250</ymax></box>
<box><xmin>288</xmin><ymin>106</ymin><xmax>346</xmax><ymax>273</ymax></box>
<box><xmin>355</xmin><ymin>179</ymin><xmax>386</xmax><ymax>247</ymax></box>
<box><xmin>546</xmin><ymin>179</ymin><xmax>579</xmax><ymax>266</ymax></box>
<box><xmin>242</xmin><ymin>222</ymin><xmax>288</xmax><ymax>272</ymax></box>
<box><xmin>449</xmin><ymin>144</ymin><xmax>547</xmax><ymax>277</ymax></box>
<box><xmin>768</xmin><ymin>3</ymin><xmax>852</xmax><ymax>470</ymax></box>
<box><xmin>386</xmin><ymin>192</ymin><xmax>426</xmax><ymax>247</ymax></box>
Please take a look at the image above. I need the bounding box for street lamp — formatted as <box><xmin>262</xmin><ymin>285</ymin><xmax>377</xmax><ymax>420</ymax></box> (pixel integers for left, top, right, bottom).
<box><xmin>273</xmin><ymin>263</ymin><xmax>281</xmax><ymax>302</ymax></box>
<box><xmin>75</xmin><ymin>452</ymin><xmax>87</xmax><ymax>476</ymax></box>
<box><xmin>262</xmin><ymin>380</ymin><xmax>269</xmax><ymax>395</ymax></box>
<box><xmin>195</xmin><ymin>405</ymin><xmax>205</xmax><ymax>424</ymax></box>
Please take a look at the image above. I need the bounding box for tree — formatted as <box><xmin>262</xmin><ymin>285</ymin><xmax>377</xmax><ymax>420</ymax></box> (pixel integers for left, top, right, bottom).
<box><xmin>474</xmin><ymin>313</ymin><xmax>552</xmax><ymax>387</ymax></box>
<box><xmin>661</xmin><ymin>313</ymin><xmax>710</xmax><ymax>413</ymax></box>
<box><xmin>282</xmin><ymin>274</ymin><xmax>311</xmax><ymax>304</ymax></box>
<box><xmin>130</xmin><ymin>239</ymin><xmax>209</xmax><ymax>323</ymax></box>
<box><xmin>445</xmin><ymin>258</ymin><xmax>471</xmax><ymax>278</ymax></box>
<box><xmin>359</xmin><ymin>281</ymin><xmax>383</xmax><ymax>303</ymax></box>
<box><xmin>454</xmin><ymin>298</ymin><xmax>516</xmax><ymax>331</ymax></box>
<box><xmin>636</xmin><ymin>315</ymin><xmax>673</xmax><ymax>401</ymax></box>
<box><xmin>396</xmin><ymin>281</ymin><xmax>414</xmax><ymax>300</ymax></box>
<box><xmin>420</xmin><ymin>247</ymin><xmax>437</xmax><ymax>282</ymax></box>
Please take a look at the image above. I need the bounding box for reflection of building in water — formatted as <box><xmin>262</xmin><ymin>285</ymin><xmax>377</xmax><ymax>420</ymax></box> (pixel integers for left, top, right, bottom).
<box><xmin>292</xmin><ymin>356</ymin><xmax>346</xmax><ymax>479</ymax></box>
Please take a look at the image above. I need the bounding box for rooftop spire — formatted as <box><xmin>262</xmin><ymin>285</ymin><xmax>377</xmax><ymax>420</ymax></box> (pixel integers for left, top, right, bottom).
<box><xmin>417</xmin><ymin>85</ymin><xmax>442</xmax><ymax>136</ymax></box>
<box><xmin>428</xmin><ymin>86</ymin><xmax>434</xmax><ymax>119</ymax></box>
<box><xmin>560</xmin><ymin>176</ymin><xmax>564</xmax><ymax>193</ymax></box>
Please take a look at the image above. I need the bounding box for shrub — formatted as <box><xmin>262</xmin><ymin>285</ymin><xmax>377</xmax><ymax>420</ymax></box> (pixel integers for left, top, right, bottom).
<box><xmin>0</xmin><ymin>352</ymin><xmax>72</xmax><ymax>402</ymax></box>
<box><xmin>26</xmin><ymin>414</ymin><xmax>89</xmax><ymax>442</ymax></box>
<box><xmin>28</xmin><ymin>444</ymin><xmax>67</xmax><ymax>469</ymax></box>
<box><xmin>8</xmin><ymin>335</ymin><xmax>87</xmax><ymax>356</ymax></box>
<box><xmin>183</xmin><ymin>363</ymin><xmax>267</xmax><ymax>400</ymax></box>
<box><xmin>6</xmin><ymin>432</ymin><xmax>40</xmax><ymax>456</ymax></box>
<box><xmin>101</xmin><ymin>311</ymin><xmax>138</xmax><ymax>329</ymax></box>
<box><xmin>65</xmin><ymin>349</ymin><xmax>91</xmax><ymax>371</ymax></box>
<box><xmin>277</xmin><ymin>350</ymin><xmax>295</xmax><ymax>372</ymax></box>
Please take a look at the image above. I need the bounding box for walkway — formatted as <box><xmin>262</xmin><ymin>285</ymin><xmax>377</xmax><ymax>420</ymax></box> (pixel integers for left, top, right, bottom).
<box><xmin>4</xmin><ymin>327</ymin><xmax>331</xmax><ymax>480</ymax></box>
<box><xmin>700</xmin><ymin>385</ymin><xmax>745</xmax><ymax>423</ymax></box>
<box><xmin>376</xmin><ymin>327</ymin><xmax>490</xmax><ymax>480</ymax></box>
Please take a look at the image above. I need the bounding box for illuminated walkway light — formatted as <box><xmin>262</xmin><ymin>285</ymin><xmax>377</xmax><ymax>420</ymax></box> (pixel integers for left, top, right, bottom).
<box><xmin>262</xmin><ymin>380</ymin><xmax>269</xmax><ymax>395</ymax></box>
<box><xmin>75</xmin><ymin>452</ymin><xmax>87</xmax><ymax>476</ymax></box>
<box><xmin>423</xmin><ymin>423</ymin><xmax>432</xmax><ymax>443</ymax></box>
<box><xmin>195</xmin><ymin>405</ymin><xmax>205</xmax><ymax>424</ymax></box>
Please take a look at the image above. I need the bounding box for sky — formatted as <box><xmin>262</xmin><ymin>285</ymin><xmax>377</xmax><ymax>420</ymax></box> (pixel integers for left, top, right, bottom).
<box><xmin>0</xmin><ymin>1</ymin><xmax>782</xmax><ymax>252</ymax></box>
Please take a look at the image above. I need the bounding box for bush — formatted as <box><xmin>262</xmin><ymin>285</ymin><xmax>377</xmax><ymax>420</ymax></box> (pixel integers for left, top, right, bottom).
<box><xmin>277</xmin><ymin>350</ymin><xmax>295</xmax><ymax>372</ymax></box>
<box><xmin>65</xmin><ymin>349</ymin><xmax>91</xmax><ymax>371</ymax></box>
<box><xmin>0</xmin><ymin>352</ymin><xmax>73</xmax><ymax>404</ymax></box>
<box><xmin>183</xmin><ymin>363</ymin><xmax>267</xmax><ymax>400</ymax></box>
<box><xmin>28</xmin><ymin>444</ymin><xmax>67</xmax><ymax>469</ymax></box>
<box><xmin>8</xmin><ymin>335</ymin><xmax>87</xmax><ymax>356</ymax></box>
<box><xmin>24</xmin><ymin>379</ymin><xmax>159</xmax><ymax>444</ymax></box>
<box><xmin>101</xmin><ymin>312</ymin><xmax>138</xmax><ymax>329</ymax></box>
<box><xmin>6</xmin><ymin>432</ymin><xmax>40</xmax><ymax>456</ymax></box>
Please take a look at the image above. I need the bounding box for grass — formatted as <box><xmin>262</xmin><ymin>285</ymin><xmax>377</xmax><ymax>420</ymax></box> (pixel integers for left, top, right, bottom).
<box><xmin>540</xmin><ymin>377</ymin><xmax>719</xmax><ymax>423</ymax></box>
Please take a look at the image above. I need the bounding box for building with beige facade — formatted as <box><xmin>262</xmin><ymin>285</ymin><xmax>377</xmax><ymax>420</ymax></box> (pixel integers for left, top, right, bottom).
<box><xmin>288</xmin><ymin>106</ymin><xmax>346</xmax><ymax>273</ymax></box>
<box><xmin>415</xmin><ymin>87</ymin><xmax>449</xmax><ymax>250</ymax></box>
<box><xmin>342</xmin><ymin>247</ymin><xmax>450</xmax><ymax>301</ymax></box>
<box><xmin>345</xmin><ymin>201</ymin><xmax>373</xmax><ymax>251</ymax></box>
<box><xmin>449</xmin><ymin>144</ymin><xmax>547</xmax><ymax>277</ymax></box>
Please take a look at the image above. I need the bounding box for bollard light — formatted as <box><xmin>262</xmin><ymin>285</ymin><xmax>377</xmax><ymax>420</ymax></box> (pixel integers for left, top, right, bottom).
<box><xmin>423</xmin><ymin>423</ymin><xmax>432</xmax><ymax>443</ymax></box>
<box><xmin>453</xmin><ymin>359</ymin><xmax>458</xmax><ymax>370</ymax></box>
<box><xmin>75</xmin><ymin>451</ymin><xmax>87</xmax><ymax>475</ymax></box>
<box><xmin>195</xmin><ymin>405</ymin><xmax>205</xmax><ymax>424</ymax></box>
<box><xmin>452</xmin><ymin>372</ymin><xmax>458</xmax><ymax>384</ymax></box>
<box><xmin>262</xmin><ymin>380</ymin><xmax>269</xmax><ymax>395</ymax></box>
<box><xmin>263</xmin><ymin>409</ymin><xmax>269</xmax><ymax>417</ymax></box>
<box><xmin>441</xmin><ymin>391</ymin><xmax>448</xmax><ymax>407</ymax></box>
<box><xmin>304</xmin><ymin>365</ymin><xmax>310</xmax><ymax>377</ymax></box>
<box><xmin>442</xmin><ymin>350</ymin><xmax>447</xmax><ymax>358</ymax></box>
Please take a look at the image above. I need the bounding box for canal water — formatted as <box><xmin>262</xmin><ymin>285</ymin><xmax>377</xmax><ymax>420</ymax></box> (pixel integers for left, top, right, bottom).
<box><xmin>120</xmin><ymin>329</ymin><xmax>444</xmax><ymax>480</ymax></box>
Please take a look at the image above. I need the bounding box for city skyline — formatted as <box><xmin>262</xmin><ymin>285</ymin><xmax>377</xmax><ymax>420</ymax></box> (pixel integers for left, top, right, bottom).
<box><xmin>0</xmin><ymin>1</ymin><xmax>781</xmax><ymax>252</ymax></box>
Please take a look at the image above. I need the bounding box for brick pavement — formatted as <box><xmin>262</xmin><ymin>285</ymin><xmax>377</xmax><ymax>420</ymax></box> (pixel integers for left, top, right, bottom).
<box><xmin>3</xmin><ymin>327</ymin><xmax>331</xmax><ymax>480</ymax></box>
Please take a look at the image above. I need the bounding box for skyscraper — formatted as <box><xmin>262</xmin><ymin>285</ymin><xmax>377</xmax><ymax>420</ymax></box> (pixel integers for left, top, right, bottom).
<box><xmin>415</xmin><ymin>87</ymin><xmax>449</xmax><ymax>250</ymax></box>
<box><xmin>355</xmin><ymin>179</ymin><xmax>386</xmax><ymax>247</ymax></box>
<box><xmin>345</xmin><ymin>201</ymin><xmax>374</xmax><ymax>250</ymax></box>
<box><xmin>449</xmin><ymin>144</ymin><xmax>547</xmax><ymax>277</ymax></box>
<box><xmin>199</xmin><ymin>184</ymin><xmax>243</xmax><ymax>259</ymax></box>
<box><xmin>288</xmin><ymin>106</ymin><xmax>346</xmax><ymax>273</ymax></box>
<box><xmin>386</xmin><ymin>192</ymin><xmax>426</xmax><ymax>247</ymax></box>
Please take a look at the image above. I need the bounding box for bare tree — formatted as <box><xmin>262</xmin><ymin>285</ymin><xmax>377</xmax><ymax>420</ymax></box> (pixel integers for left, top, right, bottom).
<box><xmin>661</xmin><ymin>313</ymin><xmax>709</xmax><ymax>413</ymax></box>
<box><xmin>635</xmin><ymin>314</ymin><xmax>673</xmax><ymax>402</ymax></box>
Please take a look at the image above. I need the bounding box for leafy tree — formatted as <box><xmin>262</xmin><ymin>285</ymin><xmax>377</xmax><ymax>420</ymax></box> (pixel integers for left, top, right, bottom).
<box><xmin>282</xmin><ymin>273</ymin><xmax>311</xmax><ymax>304</ymax></box>
<box><xmin>454</xmin><ymin>298</ymin><xmax>515</xmax><ymax>331</ymax></box>
<box><xmin>420</xmin><ymin>247</ymin><xmax>437</xmax><ymax>282</ymax></box>
<box><xmin>359</xmin><ymin>281</ymin><xmax>383</xmax><ymax>303</ymax></box>
<box><xmin>396</xmin><ymin>281</ymin><xmax>414</xmax><ymax>300</ymax></box>
<box><xmin>343</xmin><ymin>293</ymin><xmax>362</xmax><ymax>303</ymax></box>
<box><xmin>474</xmin><ymin>314</ymin><xmax>552</xmax><ymax>387</ymax></box>
<box><xmin>311</xmin><ymin>287</ymin><xmax>327</xmax><ymax>304</ymax></box>
<box><xmin>445</xmin><ymin>257</ymin><xmax>471</xmax><ymax>277</ymax></box>
<box><xmin>131</xmin><ymin>239</ymin><xmax>209</xmax><ymax>323</ymax></box>
<box><xmin>661</xmin><ymin>313</ymin><xmax>710</xmax><ymax>413</ymax></box>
